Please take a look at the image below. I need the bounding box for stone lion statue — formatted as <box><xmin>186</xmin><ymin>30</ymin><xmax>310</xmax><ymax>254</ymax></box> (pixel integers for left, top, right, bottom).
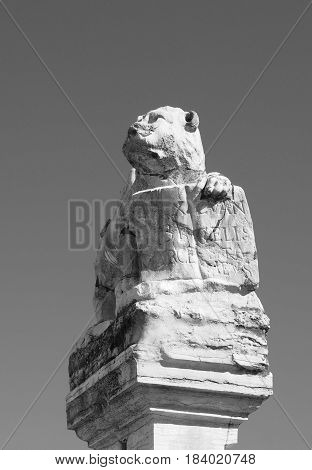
<box><xmin>94</xmin><ymin>106</ymin><xmax>257</xmax><ymax>323</ymax></box>
<box><xmin>67</xmin><ymin>109</ymin><xmax>272</xmax><ymax>451</ymax></box>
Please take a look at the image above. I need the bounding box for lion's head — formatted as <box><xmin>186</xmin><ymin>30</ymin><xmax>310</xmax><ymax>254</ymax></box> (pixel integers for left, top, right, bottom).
<box><xmin>122</xmin><ymin>106</ymin><xmax>205</xmax><ymax>181</ymax></box>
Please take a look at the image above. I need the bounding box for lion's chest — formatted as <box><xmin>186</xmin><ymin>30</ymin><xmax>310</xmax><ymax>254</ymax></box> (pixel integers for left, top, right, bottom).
<box><xmin>129</xmin><ymin>185</ymin><xmax>201</xmax><ymax>282</ymax></box>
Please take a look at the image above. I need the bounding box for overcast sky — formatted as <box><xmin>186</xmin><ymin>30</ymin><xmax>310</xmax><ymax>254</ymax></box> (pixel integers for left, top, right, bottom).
<box><xmin>1</xmin><ymin>0</ymin><xmax>311</xmax><ymax>449</ymax></box>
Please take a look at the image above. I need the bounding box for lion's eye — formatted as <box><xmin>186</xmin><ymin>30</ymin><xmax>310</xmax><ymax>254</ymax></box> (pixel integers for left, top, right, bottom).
<box><xmin>148</xmin><ymin>113</ymin><xmax>164</xmax><ymax>124</ymax></box>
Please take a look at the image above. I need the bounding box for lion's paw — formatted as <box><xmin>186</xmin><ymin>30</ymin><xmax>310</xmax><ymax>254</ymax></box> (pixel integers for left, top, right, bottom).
<box><xmin>203</xmin><ymin>172</ymin><xmax>232</xmax><ymax>199</ymax></box>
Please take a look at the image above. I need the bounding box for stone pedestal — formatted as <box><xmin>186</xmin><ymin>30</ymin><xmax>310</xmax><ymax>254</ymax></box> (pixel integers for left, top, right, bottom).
<box><xmin>66</xmin><ymin>299</ymin><xmax>272</xmax><ymax>450</ymax></box>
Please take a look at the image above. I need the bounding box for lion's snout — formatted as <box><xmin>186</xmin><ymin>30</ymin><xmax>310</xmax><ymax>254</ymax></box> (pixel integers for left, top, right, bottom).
<box><xmin>127</xmin><ymin>125</ymin><xmax>138</xmax><ymax>137</ymax></box>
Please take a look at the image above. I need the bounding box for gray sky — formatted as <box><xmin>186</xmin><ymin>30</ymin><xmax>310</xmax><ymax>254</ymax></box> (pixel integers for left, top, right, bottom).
<box><xmin>1</xmin><ymin>0</ymin><xmax>311</xmax><ymax>449</ymax></box>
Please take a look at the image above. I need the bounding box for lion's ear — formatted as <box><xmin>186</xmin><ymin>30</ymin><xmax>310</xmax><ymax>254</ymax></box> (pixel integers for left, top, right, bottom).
<box><xmin>185</xmin><ymin>110</ymin><xmax>199</xmax><ymax>132</ymax></box>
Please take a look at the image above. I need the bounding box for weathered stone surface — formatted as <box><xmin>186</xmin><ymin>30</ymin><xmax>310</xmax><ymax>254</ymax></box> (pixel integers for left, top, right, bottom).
<box><xmin>67</xmin><ymin>106</ymin><xmax>272</xmax><ymax>449</ymax></box>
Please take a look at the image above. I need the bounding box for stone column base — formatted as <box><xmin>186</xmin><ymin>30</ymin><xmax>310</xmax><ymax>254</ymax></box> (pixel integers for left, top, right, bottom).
<box><xmin>98</xmin><ymin>408</ymin><xmax>244</xmax><ymax>450</ymax></box>
<box><xmin>67</xmin><ymin>345</ymin><xmax>272</xmax><ymax>450</ymax></box>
